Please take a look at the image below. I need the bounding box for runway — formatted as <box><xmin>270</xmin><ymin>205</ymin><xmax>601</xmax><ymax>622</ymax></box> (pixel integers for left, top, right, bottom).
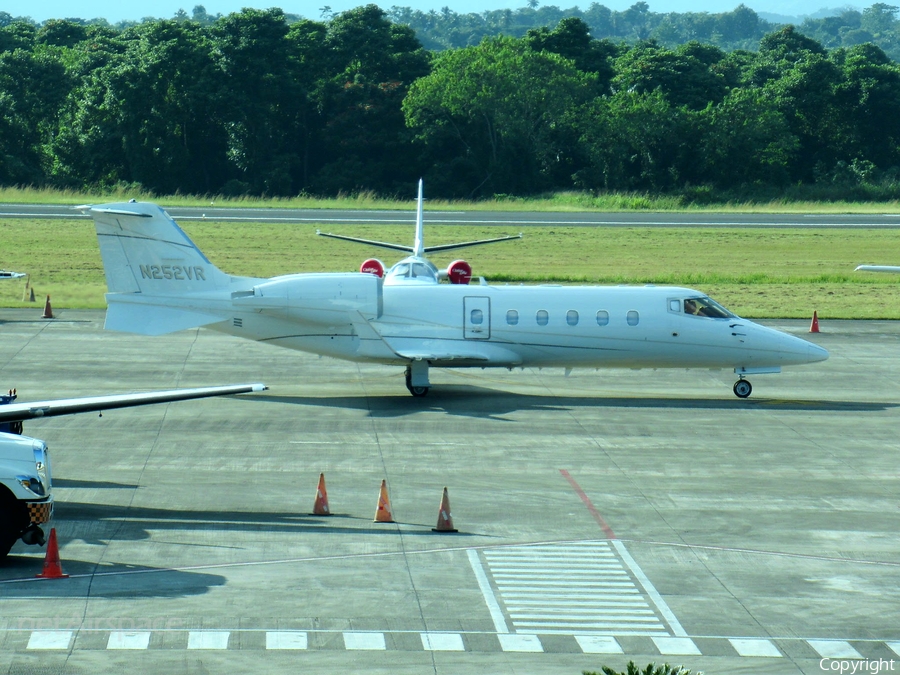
<box><xmin>0</xmin><ymin>309</ymin><xmax>897</xmax><ymax>674</ymax></box>
<box><xmin>3</xmin><ymin>202</ymin><xmax>900</xmax><ymax>227</ymax></box>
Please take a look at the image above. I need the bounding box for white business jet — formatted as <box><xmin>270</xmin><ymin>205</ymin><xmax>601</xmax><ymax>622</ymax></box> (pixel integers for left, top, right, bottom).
<box><xmin>83</xmin><ymin>182</ymin><xmax>828</xmax><ymax>399</ymax></box>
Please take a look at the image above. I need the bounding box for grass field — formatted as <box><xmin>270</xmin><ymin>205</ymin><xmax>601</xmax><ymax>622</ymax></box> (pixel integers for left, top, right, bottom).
<box><xmin>2</xmin><ymin>217</ymin><xmax>899</xmax><ymax>318</ymax></box>
<box><xmin>5</xmin><ymin>184</ymin><xmax>900</xmax><ymax>213</ymax></box>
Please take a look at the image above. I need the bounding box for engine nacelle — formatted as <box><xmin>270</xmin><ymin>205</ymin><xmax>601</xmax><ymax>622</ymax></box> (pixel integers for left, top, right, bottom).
<box><xmin>447</xmin><ymin>260</ymin><xmax>472</xmax><ymax>285</ymax></box>
<box><xmin>232</xmin><ymin>273</ymin><xmax>382</xmax><ymax>323</ymax></box>
<box><xmin>360</xmin><ymin>259</ymin><xmax>385</xmax><ymax>277</ymax></box>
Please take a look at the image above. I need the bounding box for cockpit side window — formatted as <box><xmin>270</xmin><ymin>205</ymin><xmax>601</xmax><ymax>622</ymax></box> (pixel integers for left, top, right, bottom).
<box><xmin>683</xmin><ymin>296</ymin><xmax>735</xmax><ymax>319</ymax></box>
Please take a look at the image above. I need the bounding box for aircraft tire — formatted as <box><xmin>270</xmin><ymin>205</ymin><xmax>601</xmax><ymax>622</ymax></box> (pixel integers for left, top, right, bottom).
<box><xmin>408</xmin><ymin>386</ymin><xmax>429</xmax><ymax>397</ymax></box>
<box><xmin>733</xmin><ymin>379</ymin><xmax>752</xmax><ymax>398</ymax></box>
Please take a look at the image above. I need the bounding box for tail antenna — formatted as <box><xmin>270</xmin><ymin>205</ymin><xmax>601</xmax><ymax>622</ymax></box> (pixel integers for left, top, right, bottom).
<box><xmin>413</xmin><ymin>179</ymin><xmax>425</xmax><ymax>258</ymax></box>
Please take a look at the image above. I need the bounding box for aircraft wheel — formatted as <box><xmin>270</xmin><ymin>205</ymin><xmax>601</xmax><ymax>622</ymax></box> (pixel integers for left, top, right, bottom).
<box><xmin>733</xmin><ymin>379</ymin><xmax>752</xmax><ymax>399</ymax></box>
<box><xmin>408</xmin><ymin>385</ymin><xmax>429</xmax><ymax>397</ymax></box>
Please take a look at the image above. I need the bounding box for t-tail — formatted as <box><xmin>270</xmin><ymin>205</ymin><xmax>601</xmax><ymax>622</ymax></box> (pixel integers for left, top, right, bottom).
<box><xmin>316</xmin><ymin>180</ymin><xmax>522</xmax><ymax>256</ymax></box>
<box><xmin>82</xmin><ymin>202</ymin><xmax>256</xmax><ymax>335</ymax></box>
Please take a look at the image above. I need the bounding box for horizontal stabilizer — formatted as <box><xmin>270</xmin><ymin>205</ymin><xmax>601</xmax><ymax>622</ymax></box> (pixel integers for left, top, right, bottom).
<box><xmin>105</xmin><ymin>298</ymin><xmax>225</xmax><ymax>335</ymax></box>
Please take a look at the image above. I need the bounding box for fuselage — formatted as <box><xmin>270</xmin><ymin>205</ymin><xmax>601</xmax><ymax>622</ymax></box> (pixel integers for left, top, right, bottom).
<box><xmin>211</xmin><ymin>280</ymin><xmax>827</xmax><ymax>372</ymax></box>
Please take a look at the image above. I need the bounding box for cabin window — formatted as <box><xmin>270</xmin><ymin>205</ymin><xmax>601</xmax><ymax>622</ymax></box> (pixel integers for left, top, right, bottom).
<box><xmin>470</xmin><ymin>309</ymin><xmax>484</xmax><ymax>325</ymax></box>
<box><xmin>596</xmin><ymin>310</ymin><xmax>609</xmax><ymax>326</ymax></box>
<box><xmin>626</xmin><ymin>310</ymin><xmax>640</xmax><ymax>326</ymax></box>
<box><xmin>536</xmin><ymin>310</ymin><xmax>549</xmax><ymax>326</ymax></box>
<box><xmin>506</xmin><ymin>309</ymin><xmax>519</xmax><ymax>325</ymax></box>
<box><xmin>566</xmin><ymin>310</ymin><xmax>579</xmax><ymax>326</ymax></box>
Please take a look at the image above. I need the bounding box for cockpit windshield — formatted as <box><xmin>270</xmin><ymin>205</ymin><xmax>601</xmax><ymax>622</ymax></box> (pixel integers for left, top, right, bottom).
<box><xmin>385</xmin><ymin>259</ymin><xmax>438</xmax><ymax>285</ymax></box>
<box><xmin>682</xmin><ymin>296</ymin><xmax>735</xmax><ymax>319</ymax></box>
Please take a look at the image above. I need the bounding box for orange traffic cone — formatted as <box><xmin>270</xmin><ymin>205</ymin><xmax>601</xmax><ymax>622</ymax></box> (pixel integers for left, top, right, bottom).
<box><xmin>432</xmin><ymin>487</ymin><xmax>458</xmax><ymax>533</ymax></box>
<box><xmin>374</xmin><ymin>479</ymin><xmax>394</xmax><ymax>523</ymax></box>
<box><xmin>809</xmin><ymin>311</ymin><xmax>820</xmax><ymax>333</ymax></box>
<box><xmin>36</xmin><ymin>528</ymin><xmax>68</xmax><ymax>579</ymax></box>
<box><xmin>312</xmin><ymin>473</ymin><xmax>330</xmax><ymax>515</ymax></box>
<box><xmin>42</xmin><ymin>295</ymin><xmax>53</xmax><ymax>319</ymax></box>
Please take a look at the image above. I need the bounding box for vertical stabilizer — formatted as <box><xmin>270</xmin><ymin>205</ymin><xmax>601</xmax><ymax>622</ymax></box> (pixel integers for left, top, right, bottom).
<box><xmin>89</xmin><ymin>202</ymin><xmax>233</xmax><ymax>295</ymax></box>
<box><xmin>413</xmin><ymin>179</ymin><xmax>425</xmax><ymax>258</ymax></box>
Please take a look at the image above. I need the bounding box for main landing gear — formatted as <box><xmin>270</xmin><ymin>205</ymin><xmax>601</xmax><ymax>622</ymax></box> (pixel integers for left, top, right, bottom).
<box><xmin>405</xmin><ymin>363</ymin><xmax>430</xmax><ymax>397</ymax></box>
<box><xmin>733</xmin><ymin>378</ymin><xmax>752</xmax><ymax>399</ymax></box>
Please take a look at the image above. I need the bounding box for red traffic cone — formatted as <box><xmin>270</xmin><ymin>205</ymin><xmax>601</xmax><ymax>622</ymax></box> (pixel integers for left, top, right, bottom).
<box><xmin>374</xmin><ymin>479</ymin><xmax>394</xmax><ymax>523</ymax></box>
<box><xmin>42</xmin><ymin>295</ymin><xmax>53</xmax><ymax>319</ymax></box>
<box><xmin>36</xmin><ymin>528</ymin><xmax>68</xmax><ymax>579</ymax></box>
<box><xmin>312</xmin><ymin>473</ymin><xmax>330</xmax><ymax>515</ymax></box>
<box><xmin>809</xmin><ymin>311</ymin><xmax>820</xmax><ymax>333</ymax></box>
<box><xmin>432</xmin><ymin>487</ymin><xmax>458</xmax><ymax>533</ymax></box>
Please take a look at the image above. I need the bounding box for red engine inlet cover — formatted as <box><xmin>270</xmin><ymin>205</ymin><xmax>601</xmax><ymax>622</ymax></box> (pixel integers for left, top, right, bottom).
<box><xmin>447</xmin><ymin>260</ymin><xmax>472</xmax><ymax>284</ymax></box>
<box><xmin>360</xmin><ymin>259</ymin><xmax>385</xmax><ymax>277</ymax></box>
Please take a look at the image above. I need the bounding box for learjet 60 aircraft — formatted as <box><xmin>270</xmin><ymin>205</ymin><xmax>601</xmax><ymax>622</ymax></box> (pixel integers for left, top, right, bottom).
<box><xmin>83</xmin><ymin>182</ymin><xmax>828</xmax><ymax>399</ymax></box>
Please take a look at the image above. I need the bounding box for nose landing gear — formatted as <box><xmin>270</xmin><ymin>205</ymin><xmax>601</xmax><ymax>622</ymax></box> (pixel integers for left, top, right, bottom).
<box><xmin>733</xmin><ymin>378</ymin><xmax>752</xmax><ymax>398</ymax></box>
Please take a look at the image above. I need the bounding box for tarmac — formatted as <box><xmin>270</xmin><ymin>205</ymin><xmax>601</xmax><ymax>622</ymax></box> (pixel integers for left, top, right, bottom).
<box><xmin>0</xmin><ymin>308</ymin><xmax>898</xmax><ymax>675</ymax></box>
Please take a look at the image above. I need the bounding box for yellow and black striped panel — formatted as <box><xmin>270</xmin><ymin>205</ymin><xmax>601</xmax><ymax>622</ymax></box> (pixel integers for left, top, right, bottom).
<box><xmin>26</xmin><ymin>501</ymin><xmax>53</xmax><ymax>525</ymax></box>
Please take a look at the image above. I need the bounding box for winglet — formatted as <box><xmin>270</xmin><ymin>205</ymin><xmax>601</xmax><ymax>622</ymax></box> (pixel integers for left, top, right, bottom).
<box><xmin>413</xmin><ymin>178</ymin><xmax>425</xmax><ymax>258</ymax></box>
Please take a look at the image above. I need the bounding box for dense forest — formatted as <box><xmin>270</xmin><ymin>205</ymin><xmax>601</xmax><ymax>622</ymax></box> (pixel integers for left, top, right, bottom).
<box><xmin>3</xmin><ymin>4</ymin><xmax>900</xmax><ymax>200</ymax></box>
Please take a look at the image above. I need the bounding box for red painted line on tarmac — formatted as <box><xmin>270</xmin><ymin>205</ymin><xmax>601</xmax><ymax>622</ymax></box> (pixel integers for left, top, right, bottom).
<box><xmin>560</xmin><ymin>469</ymin><xmax>616</xmax><ymax>540</ymax></box>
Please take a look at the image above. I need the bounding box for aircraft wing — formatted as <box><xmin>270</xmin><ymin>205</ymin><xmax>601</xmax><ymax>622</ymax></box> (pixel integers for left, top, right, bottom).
<box><xmin>391</xmin><ymin>345</ymin><xmax>523</xmax><ymax>366</ymax></box>
<box><xmin>394</xmin><ymin>350</ymin><xmax>491</xmax><ymax>362</ymax></box>
<box><xmin>0</xmin><ymin>270</ymin><xmax>26</xmax><ymax>279</ymax></box>
<box><xmin>0</xmin><ymin>383</ymin><xmax>267</xmax><ymax>423</ymax></box>
<box><xmin>855</xmin><ymin>265</ymin><xmax>900</xmax><ymax>273</ymax></box>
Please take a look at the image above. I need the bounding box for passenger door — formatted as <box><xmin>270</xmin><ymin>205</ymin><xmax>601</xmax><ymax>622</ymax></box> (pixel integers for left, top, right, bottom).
<box><xmin>464</xmin><ymin>296</ymin><xmax>491</xmax><ymax>340</ymax></box>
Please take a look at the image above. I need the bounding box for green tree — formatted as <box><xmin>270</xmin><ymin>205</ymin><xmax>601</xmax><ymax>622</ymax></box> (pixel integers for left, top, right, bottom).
<box><xmin>0</xmin><ymin>48</ymin><xmax>71</xmax><ymax>184</ymax></box>
<box><xmin>213</xmin><ymin>8</ymin><xmax>303</xmax><ymax>195</ymax></box>
<box><xmin>403</xmin><ymin>36</ymin><xmax>596</xmax><ymax>196</ymax></box>
<box><xmin>311</xmin><ymin>5</ymin><xmax>431</xmax><ymax>194</ymax></box>
<box><xmin>613</xmin><ymin>42</ymin><xmax>727</xmax><ymax>109</ymax></box>
<box><xmin>832</xmin><ymin>42</ymin><xmax>900</xmax><ymax>169</ymax></box>
<box><xmin>524</xmin><ymin>16</ymin><xmax>618</xmax><ymax>82</ymax></box>
<box><xmin>697</xmin><ymin>88</ymin><xmax>798</xmax><ymax>187</ymax></box>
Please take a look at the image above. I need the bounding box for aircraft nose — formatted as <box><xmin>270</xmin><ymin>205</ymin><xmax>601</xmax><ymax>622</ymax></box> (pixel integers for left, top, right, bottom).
<box><xmin>779</xmin><ymin>331</ymin><xmax>828</xmax><ymax>364</ymax></box>
<box><xmin>806</xmin><ymin>341</ymin><xmax>829</xmax><ymax>363</ymax></box>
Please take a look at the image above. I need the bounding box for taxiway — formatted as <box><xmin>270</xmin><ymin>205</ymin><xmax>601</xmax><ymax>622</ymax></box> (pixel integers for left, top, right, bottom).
<box><xmin>0</xmin><ymin>309</ymin><xmax>896</xmax><ymax>675</ymax></box>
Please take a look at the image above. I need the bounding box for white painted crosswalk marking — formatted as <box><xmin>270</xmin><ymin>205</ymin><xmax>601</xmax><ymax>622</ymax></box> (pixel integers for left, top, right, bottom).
<box><xmin>653</xmin><ymin>636</ymin><xmax>701</xmax><ymax>655</ymax></box>
<box><xmin>107</xmin><ymin>631</ymin><xmax>151</xmax><ymax>650</ymax></box>
<box><xmin>26</xmin><ymin>631</ymin><xmax>73</xmax><ymax>650</ymax></box>
<box><xmin>343</xmin><ymin>632</ymin><xmax>386</xmax><ymax>650</ymax></box>
<box><xmin>266</xmin><ymin>631</ymin><xmax>308</xmax><ymax>649</ymax></box>
<box><xmin>187</xmin><ymin>631</ymin><xmax>230</xmax><ymax>649</ymax></box>
<box><xmin>729</xmin><ymin>638</ymin><xmax>782</xmax><ymax>657</ymax></box>
<box><xmin>499</xmin><ymin>634</ymin><xmax>543</xmax><ymax>652</ymax></box>
<box><xmin>807</xmin><ymin>640</ymin><xmax>862</xmax><ymax>658</ymax></box>
<box><xmin>576</xmin><ymin>635</ymin><xmax>624</xmax><ymax>653</ymax></box>
<box><xmin>481</xmin><ymin>542</ymin><xmax>670</xmax><ymax>635</ymax></box>
<box><xmin>420</xmin><ymin>633</ymin><xmax>465</xmax><ymax>651</ymax></box>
